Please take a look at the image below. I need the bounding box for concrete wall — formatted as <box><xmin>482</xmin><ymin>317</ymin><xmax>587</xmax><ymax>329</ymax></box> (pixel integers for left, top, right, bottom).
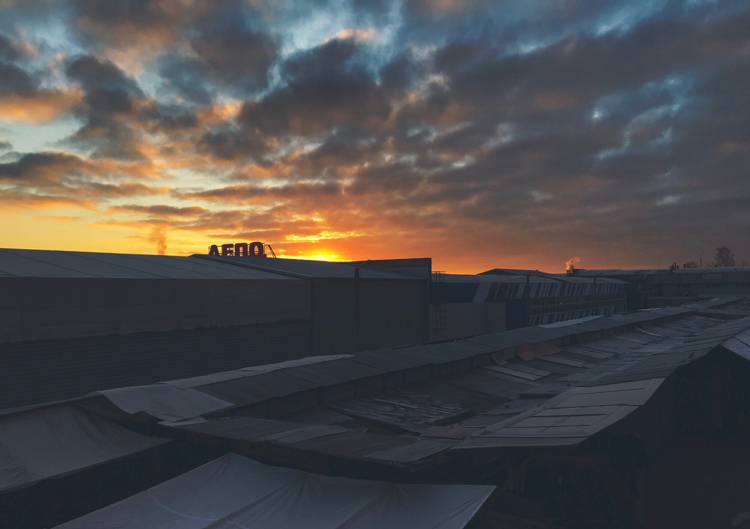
<box><xmin>429</xmin><ymin>302</ymin><xmax>506</xmax><ymax>341</ymax></box>
<box><xmin>0</xmin><ymin>277</ymin><xmax>310</xmax><ymax>343</ymax></box>
<box><xmin>311</xmin><ymin>278</ymin><xmax>428</xmax><ymax>354</ymax></box>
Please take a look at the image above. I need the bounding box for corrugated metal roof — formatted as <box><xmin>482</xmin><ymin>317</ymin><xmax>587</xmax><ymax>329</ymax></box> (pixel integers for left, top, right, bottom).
<box><xmin>96</xmin><ymin>384</ymin><xmax>233</xmax><ymax>421</ymax></box>
<box><xmin>194</xmin><ymin>370</ymin><xmax>322</xmax><ymax>405</ymax></box>
<box><xmin>450</xmin><ymin>272</ymin><xmax>625</xmax><ymax>284</ymax></box>
<box><xmin>0</xmin><ymin>248</ymin><xmax>295</xmax><ymax>279</ymax></box>
<box><xmin>283</xmin><ymin>358</ymin><xmax>385</xmax><ymax>386</ymax></box>
<box><xmin>58</xmin><ymin>297</ymin><xmax>750</xmax><ymax>470</ymax></box>
<box><xmin>571</xmin><ymin>268</ymin><xmax>750</xmax><ymax>276</ymax></box>
<box><xmin>455</xmin><ymin>379</ymin><xmax>664</xmax><ymax>448</ymax></box>
<box><xmin>585</xmin><ymin>315</ymin><xmax>750</xmax><ymax>386</ymax></box>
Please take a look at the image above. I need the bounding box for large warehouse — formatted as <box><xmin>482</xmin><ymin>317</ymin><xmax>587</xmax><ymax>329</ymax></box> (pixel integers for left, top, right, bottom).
<box><xmin>2</xmin><ymin>247</ymin><xmax>750</xmax><ymax>528</ymax></box>
<box><xmin>0</xmin><ymin>247</ymin><xmax>626</xmax><ymax>409</ymax></box>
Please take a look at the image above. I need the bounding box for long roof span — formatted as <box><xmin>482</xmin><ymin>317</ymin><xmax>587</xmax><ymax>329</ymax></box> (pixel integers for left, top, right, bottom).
<box><xmin>65</xmin><ymin>296</ymin><xmax>749</xmax><ymax>476</ymax></box>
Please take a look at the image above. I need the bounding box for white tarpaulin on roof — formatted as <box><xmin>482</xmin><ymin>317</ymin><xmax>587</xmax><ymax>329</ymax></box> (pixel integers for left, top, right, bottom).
<box><xmin>0</xmin><ymin>404</ymin><xmax>168</xmax><ymax>492</ymax></box>
<box><xmin>95</xmin><ymin>356</ymin><xmax>355</xmax><ymax>421</ymax></box>
<box><xmin>95</xmin><ymin>384</ymin><xmax>234</xmax><ymax>421</ymax></box>
<box><xmin>56</xmin><ymin>453</ymin><xmax>495</xmax><ymax>529</ymax></box>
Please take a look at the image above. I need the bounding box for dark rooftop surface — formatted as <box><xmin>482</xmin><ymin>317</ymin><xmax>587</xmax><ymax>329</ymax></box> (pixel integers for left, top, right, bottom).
<box><xmin>48</xmin><ymin>295</ymin><xmax>744</xmax><ymax>470</ymax></box>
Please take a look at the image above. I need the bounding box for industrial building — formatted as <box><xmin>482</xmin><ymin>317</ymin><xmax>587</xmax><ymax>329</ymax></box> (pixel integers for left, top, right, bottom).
<box><xmin>1</xmin><ymin>247</ymin><xmax>749</xmax><ymax>528</ymax></box>
<box><xmin>0</xmin><ymin>248</ymin><xmax>623</xmax><ymax>409</ymax></box>
<box><xmin>568</xmin><ymin>266</ymin><xmax>750</xmax><ymax>308</ymax></box>
<box><xmin>432</xmin><ymin>269</ymin><xmax>628</xmax><ymax>340</ymax></box>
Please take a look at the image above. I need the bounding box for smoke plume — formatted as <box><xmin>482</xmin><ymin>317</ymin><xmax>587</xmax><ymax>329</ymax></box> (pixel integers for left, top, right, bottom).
<box><xmin>565</xmin><ymin>256</ymin><xmax>580</xmax><ymax>271</ymax></box>
<box><xmin>149</xmin><ymin>224</ymin><xmax>167</xmax><ymax>255</ymax></box>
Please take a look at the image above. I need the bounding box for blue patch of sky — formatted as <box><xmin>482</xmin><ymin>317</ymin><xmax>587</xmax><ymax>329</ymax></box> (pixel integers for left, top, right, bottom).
<box><xmin>592</xmin><ymin>73</ymin><xmax>697</xmax><ymax>123</ymax></box>
<box><xmin>393</xmin><ymin>1</ymin><xmax>672</xmax><ymax>59</ymax></box>
<box><xmin>1</xmin><ymin>118</ymin><xmax>81</xmax><ymax>154</ymax></box>
<box><xmin>594</xmin><ymin>74</ymin><xmax>697</xmax><ymax>160</ymax></box>
<box><xmin>262</xmin><ymin>0</ymin><xmax>405</xmax><ymax>84</ymax></box>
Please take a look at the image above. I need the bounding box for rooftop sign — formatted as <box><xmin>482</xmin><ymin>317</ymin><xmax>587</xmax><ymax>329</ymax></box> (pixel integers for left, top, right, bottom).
<box><xmin>209</xmin><ymin>242</ymin><xmax>266</xmax><ymax>257</ymax></box>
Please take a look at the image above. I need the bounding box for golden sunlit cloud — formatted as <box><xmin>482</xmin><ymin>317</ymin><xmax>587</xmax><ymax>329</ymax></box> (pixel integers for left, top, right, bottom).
<box><xmin>33</xmin><ymin>215</ymin><xmax>81</xmax><ymax>223</ymax></box>
<box><xmin>411</xmin><ymin>0</ymin><xmax>486</xmax><ymax>14</ymax></box>
<box><xmin>284</xmin><ymin>230</ymin><xmax>363</xmax><ymax>242</ymax></box>
<box><xmin>329</xmin><ymin>28</ymin><xmax>377</xmax><ymax>43</ymax></box>
<box><xmin>196</xmin><ymin>102</ymin><xmax>243</xmax><ymax>124</ymax></box>
<box><xmin>0</xmin><ymin>88</ymin><xmax>84</xmax><ymax>123</ymax></box>
<box><xmin>293</xmin><ymin>253</ymin><xmax>343</xmax><ymax>261</ymax></box>
<box><xmin>0</xmin><ymin>192</ymin><xmax>96</xmax><ymax>210</ymax></box>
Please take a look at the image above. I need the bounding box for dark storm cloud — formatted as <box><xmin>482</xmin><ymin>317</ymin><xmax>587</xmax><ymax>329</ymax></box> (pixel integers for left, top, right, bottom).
<box><xmin>197</xmin><ymin>128</ymin><xmax>270</xmax><ymax>161</ymax></box>
<box><xmin>0</xmin><ymin>152</ymin><xmax>164</xmax><ymax>194</ymax></box>
<box><xmin>108</xmin><ymin>204</ymin><xmax>207</xmax><ymax>217</ymax></box>
<box><xmin>190</xmin><ymin>9</ymin><xmax>276</xmax><ymax>89</ymax></box>
<box><xmin>239</xmin><ymin>39</ymin><xmax>391</xmax><ymax>136</ymax></box>
<box><xmin>0</xmin><ymin>34</ymin><xmax>20</xmax><ymax>62</ymax></box>
<box><xmin>65</xmin><ymin>55</ymin><xmax>143</xmax><ymax>95</ymax></box>
<box><xmin>63</xmin><ymin>56</ymin><xmax>147</xmax><ymax>160</ymax></box>
<box><xmin>299</xmin><ymin>127</ymin><xmax>387</xmax><ymax>175</ymax></box>
<box><xmin>0</xmin><ymin>152</ymin><xmax>90</xmax><ymax>185</ymax></box>
<box><xmin>177</xmin><ymin>182</ymin><xmax>343</xmax><ymax>204</ymax></box>
<box><xmin>68</xmin><ymin>0</ymin><xmax>200</xmax><ymax>47</ymax></box>
<box><xmin>0</xmin><ymin>33</ymin><xmax>37</xmax><ymax>96</ymax></box>
<box><xmin>151</xmin><ymin>4</ymin><xmax>277</xmax><ymax>102</ymax></box>
<box><xmin>71</xmin><ymin>0</ymin><xmax>167</xmax><ymax>27</ymax></box>
<box><xmin>348</xmin><ymin>162</ymin><xmax>425</xmax><ymax>196</ymax></box>
<box><xmin>158</xmin><ymin>55</ymin><xmax>213</xmax><ymax>105</ymax></box>
<box><xmin>0</xmin><ymin>62</ymin><xmax>35</xmax><ymax>95</ymax></box>
<box><xmin>151</xmin><ymin>111</ymin><xmax>199</xmax><ymax>131</ymax></box>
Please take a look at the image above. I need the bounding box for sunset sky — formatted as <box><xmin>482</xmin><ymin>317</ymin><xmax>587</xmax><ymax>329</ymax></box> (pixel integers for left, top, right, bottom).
<box><xmin>1</xmin><ymin>0</ymin><xmax>749</xmax><ymax>273</ymax></box>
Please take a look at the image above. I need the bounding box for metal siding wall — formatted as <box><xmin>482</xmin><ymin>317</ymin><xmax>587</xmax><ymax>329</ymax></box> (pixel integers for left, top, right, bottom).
<box><xmin>360</xmin><ymin>279</ymin><xmax>427</xmax><ymax>349</ymax></box>
<box><xmin>0</xmin><ymin>320</ymin><xmax>313</xmax><ymax>410</ymax></box>
<box><xmin>311</xmin><ymin>278</ymin><xmax>428</xmax><ymax>355</ymax></box>
<box><xmin>0</xmin><ymin>277</ymin><xmax>310</xmax><ymax>343</ymax></box>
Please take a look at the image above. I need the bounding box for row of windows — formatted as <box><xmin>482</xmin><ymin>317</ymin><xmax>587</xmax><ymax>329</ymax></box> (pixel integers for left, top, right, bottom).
<box><xmin>502</xmin><ymin>283</ymin><xmax>627</xmax><ymax>300</ymax></box>
<box><xmin>528</xmin><ymin>298</ymin><xmax>626</xmax><ymax>316</ymax></box>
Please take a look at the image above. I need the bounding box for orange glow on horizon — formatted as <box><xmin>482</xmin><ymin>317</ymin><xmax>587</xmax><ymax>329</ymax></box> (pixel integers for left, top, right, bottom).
<box><xmin>0</xmin><ymin>208</ymin><xmax>710</xmax><ymax>275</ymax></box>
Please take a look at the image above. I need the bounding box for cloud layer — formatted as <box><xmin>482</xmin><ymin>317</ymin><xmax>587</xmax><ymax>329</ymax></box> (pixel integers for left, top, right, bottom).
<box><xmin>0</xmin><ymin>0</ymin><xmax>749</xmax><ymax>271</ymax></box>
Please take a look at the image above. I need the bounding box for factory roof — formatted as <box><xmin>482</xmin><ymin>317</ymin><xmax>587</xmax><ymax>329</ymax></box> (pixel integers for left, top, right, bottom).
<box><xmin>445</xmin><ymin>273</ymin><xmax>625</xmax><ymax>284</ymax></box>
<box><xmin>569</xmin><ymin>267</ymin><xmax>750</xmax><ymax>277</ymax></box>
<box><xmin>0</xmin><ymin>248</ymin><xmax>295</xmax><ymax>280</ymax></box>
<box><xmin>64</xmin><ymin>297</ymin><xmax>747</xmax><ymax>471</ymax></box>
<box><xmin>0</xmin><ymin>248</ymin><xmax>423</xmax><ymax>280</ymax></box>
<box><xmin>2</xmin><ymin>295</ymin><xmax>747</xmax><ymax>519</ymax></box>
